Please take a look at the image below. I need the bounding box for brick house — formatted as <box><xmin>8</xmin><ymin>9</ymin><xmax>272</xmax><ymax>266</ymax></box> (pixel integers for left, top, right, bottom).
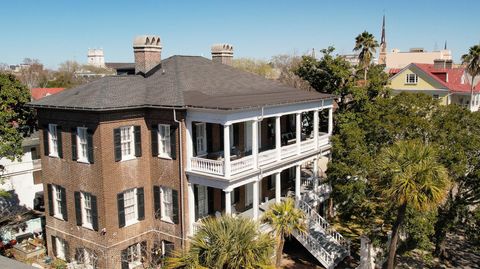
<box><xmin>30</xmin><ymin>35</ymin><xmax>344</xmax><ymax>269</ymax></box>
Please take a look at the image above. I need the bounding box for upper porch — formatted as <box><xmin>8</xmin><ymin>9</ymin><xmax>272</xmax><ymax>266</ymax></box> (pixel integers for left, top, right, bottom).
<box><xmin>185</xmin><ymin>99</ymin><xmax>334</xmax><ymax>181</ymax></box>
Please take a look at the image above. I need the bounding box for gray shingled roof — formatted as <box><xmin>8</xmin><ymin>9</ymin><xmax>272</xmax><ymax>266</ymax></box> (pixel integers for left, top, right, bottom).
<box><xmin>30</xmin><ymin>56</ymin><xmax>335</xmax><ymax>111</ymax></box>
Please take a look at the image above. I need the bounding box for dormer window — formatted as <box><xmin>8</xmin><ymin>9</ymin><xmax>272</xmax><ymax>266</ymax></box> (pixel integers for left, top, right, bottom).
<box><xmin>405</xmin><ymin>74</ymin><xmax>418</xmax><ymax>85</ymax></box>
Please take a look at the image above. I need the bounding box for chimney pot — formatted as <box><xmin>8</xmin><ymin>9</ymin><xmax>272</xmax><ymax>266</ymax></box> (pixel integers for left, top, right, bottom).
<box><xmin>133</xmin><ymin>35</ymin><xmax>162</xmax><ymax>75</ymax></box>
<box><xmin>211</xmin><ymin>43</ymin><xmax>234</xmax><ymax>66</ymax></box>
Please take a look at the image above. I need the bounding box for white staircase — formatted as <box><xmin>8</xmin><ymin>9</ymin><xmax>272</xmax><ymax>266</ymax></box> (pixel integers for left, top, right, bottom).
<box><xmin>294</xmin><ymin>198</ymin><xmax>350</xmax><ymax>269</ymax></box>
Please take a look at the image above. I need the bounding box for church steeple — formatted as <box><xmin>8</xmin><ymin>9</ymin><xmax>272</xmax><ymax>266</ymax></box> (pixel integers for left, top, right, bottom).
<box><xmin>379</xmin><ymin>15</ymin><xmax>387</xmax><ymax>65</ymax></box>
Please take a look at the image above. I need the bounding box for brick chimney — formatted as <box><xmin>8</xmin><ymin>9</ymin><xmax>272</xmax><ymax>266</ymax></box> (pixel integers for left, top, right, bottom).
<box><xmin>445</xmin><ymin>59</ymin><xmax>453</xmax><ymax>69</ymax></box>
<box><xmin>434</xmin><ymin>59</ymin><xmax>446</xmax><ymax>69</ymax></box>
<box><xmin>211</xmin><ymin>44</ymin><xmax>233</xmax><ymax>66</ymax></box>
<box><xmin>133</xmin><ymin>35</ymin><xmax>162</xmax><ymax>75</ymax></box>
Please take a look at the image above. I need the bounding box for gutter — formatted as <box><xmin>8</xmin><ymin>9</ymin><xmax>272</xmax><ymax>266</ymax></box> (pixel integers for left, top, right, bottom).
<box><xmin>173</xmin><ymin>109</ymin><xmax>186</xmax><ymax>248</ymax></box>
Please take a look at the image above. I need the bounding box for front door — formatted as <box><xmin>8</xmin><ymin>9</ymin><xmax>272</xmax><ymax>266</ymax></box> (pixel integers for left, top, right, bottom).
<box><xmin>245</xmin><ymin>183</ymin><xmax>253</xmax><ymax>208</ymax></box>
<box><xmin>196</xmin><ymin>185</ymin><xmax>209</xmax><ymax>220</ymax></box>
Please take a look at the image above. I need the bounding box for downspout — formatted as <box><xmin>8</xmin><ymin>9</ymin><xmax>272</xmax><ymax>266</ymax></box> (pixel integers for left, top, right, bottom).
<box><xmin>173</xmin><ymin>109</ymin><xmax>185</xmax><ymax>248</ymax></box>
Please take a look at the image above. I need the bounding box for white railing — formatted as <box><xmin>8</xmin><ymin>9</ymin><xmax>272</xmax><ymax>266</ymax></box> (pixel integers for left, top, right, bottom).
<box><xmin>293</xmin><ymin>229</ymin><xmax>335</xmax><ymax>268</ymax></box>
<box><xmin>258</xmin><ymin>149</ymin><xmax>276</xmax><ymax>166</ymax></box>
<box><xmin>301</xmin><ymin>139</ymin><xmax>316</xmax><ymax>153</ymax></box>
<box><xmin>192</xmin><ymin>221</ymin><xmax>202</xmax><ymax>235</ymax></box>
<box><xmin>281</xmin><ymin>143</ymin><xmax>297</xmax><ymax>159</ymax></box>
<box><xmin>231</xmin><ymin>155</ymin><xmax>254</xmax><ymax>175</ymax></box>
<box><xmin>297</xmin><ymin>199</ymin><xmax>351</xmax><ymax>254</ymax></box>
<box><xmin>190</xmin><ymin>157</ymin><xmax>224</xmax><ymax>175</ymax></box>
<box><xmin>317</xmin><ymin>182</ymin><xmax>332</xmax><ymax>196</ymax></box>
<box><xmin>318</xmin><ymin>133</ymin><xmax>330</xmax><ymax>147</ymax></box>
<box><xmin>32</xmin><ymin>159</ymin><xmax>41</xmax><ymax>170</ymax></box>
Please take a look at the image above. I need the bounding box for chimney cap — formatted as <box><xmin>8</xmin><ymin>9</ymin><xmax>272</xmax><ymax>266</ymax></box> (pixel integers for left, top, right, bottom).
<box><xmin>133</xmin><ymin>35</ymin><xmax>162</xmax><ymax>49</ymax></box>
<box><xmin>211</xmin><ymin>43</ymin><xmax>234</xmax><ymax>54</ymax></box>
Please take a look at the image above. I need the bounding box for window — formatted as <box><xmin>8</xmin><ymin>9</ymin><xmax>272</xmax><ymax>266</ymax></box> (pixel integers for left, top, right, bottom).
<box><xmin>75</xmin><ymin>191</ymin><xmax>98</xmax><ymax>230</ymax></box>
<box><xmin>126</xmin><ymin>243</ymin><xmax>142</xmax><ymax>268</ymax></box>
<box><xmin>195</xmin><ymin>123</ymin><xmax>207</xmax><ymax>156</ymax></box>
<box><xmin>161</xmin><ymin>187</ymin><xmax>173</xmax><ymax>222</ymax></box>
<box><xmin>433</xmin><ymin>94</ymin><xmax>439</xmax><ymax>99</ymax></box>
<box><xmin>53</xmin><ymin>185</ymin><xmax>64</xmax><ymax>219</ymax></box>
<box><xmin>82</xmin><ymin>193</ymin><xmax>93</xmax><ymax>228</ymax></box>
<box><xmin>124</xmin><ymin>189</ymin><xmax>138</xmax><ymax>225</ymax></box>
<box><xmin>115</xmin><ymin>126</ymin><xmax>141</xmax><ymax>162</ymax></box>
<box><xmin>158</xmin><ymin>124</ymin><xmax>171</xmax><ymax>158</ymax></box>
<box><xmin>405</xmin><ymin>73</ymin><xmax>418</xmax><ymax>84</ymax></box>
<box><xmin>49</xmin><ymin>124</ymin><xmax>59</xmax><ymax>156</ymax></box>
<box><xmin>118</xmin><ymin>188</ymin><xmax>144</xmax><ymax>228</ymax></box>
<box><xmin>121</xmin><ymin>126</ymin><xmax>134</xmax><ymax>159</ymax></box>
<box><xmin>54</xmin><ymin>237</ymin><xmax>67</xmax><ymax>260</ymax></box>
<box><xmin>77</xmin><ymin>127</ymin><xmax>88</xmax><ymax>162</ymax></box>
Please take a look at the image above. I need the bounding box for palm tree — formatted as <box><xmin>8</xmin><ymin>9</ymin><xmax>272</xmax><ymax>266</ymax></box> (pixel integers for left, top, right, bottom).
<box><xmin>377</xmin><ymin>140</ymin><xmax>450</xmax><ymax>269</ymax></box>
<box><xmin>461</xmin><ymin>45</ymin><xmax>480</xmax><ymax>111</ymax></box>
<box><xmin>165</xmin><ymin>215</ymin><xmax>275</xmax><ymax>269</ymax></box>
<box><xmin>262</xmin><ymin>198</ymin><xmax>306</xmax><ymax>268</ymax></box>
<box><xmin>354</xmin><ymin>31</ymin><xmax>379</xmax><ymax>81</ymax></box>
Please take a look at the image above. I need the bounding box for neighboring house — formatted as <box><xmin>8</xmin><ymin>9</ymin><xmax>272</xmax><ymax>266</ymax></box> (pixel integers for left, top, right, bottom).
<box><xmin>389</xmin><ymin>59</ymin><xmax>480</xmax><ymax>111</ymax></box>
<box><xmin>385</xmin><ymin>48</ymin><xmax>452</xmax><ymax>69</ymax></box>
<box><xmin>29</xmin><ymin>35</ymin><xmax>348</xmax><ymax>269</ymax></box>
<box><xmin>31</xmin><ymin>88</ymin><xmax>65</xmax><ymax>101</ymax></box>
<box><xmin>105</xmin><ymin>62</ymin><xmax>135</xmax><ymax>75</ymax></box>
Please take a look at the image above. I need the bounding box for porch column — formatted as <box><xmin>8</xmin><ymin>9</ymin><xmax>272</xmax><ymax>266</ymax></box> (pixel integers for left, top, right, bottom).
<box><xmin>224</xmin><ymin>124</ymin><xmax>231</xmax><ymax>177</ymax></box>
<box><xmin>275</xmin><ymin>116</ymin><xmax>281</xmax><ymax>160</ymax></box>
<box><xmin>275</xmin><ymin>172</ymin><xmax>281</xmax><ymax>203</ymax></box>
<box><xmin>313</xmin><ymin>158</ymin><xmax>319</xmax><ymax>191</ymax></box>
<box><xmin>328</xmin><ymin>107</ymin><xmax>333</xmax><ymax>135</ymax></box>
<box><xmin>224</xmin><ymin>190</ymin><xmax>232</xmax><ymax>215</ymax></box>
<box><xmin>296</xmin><ymin>113</ymin><xmax>301</xmax><ymax>154</ymax></box>
<box><xmin>295</xmin><ymin>164</ymin><xmax>301</xmax><ymax>201</ymax></box>
<box><xmin>252</xmin><ymin>120</ymin><xmax>259</xmax><ymax>169</ymax></box>
<box><xmin>188</xmin><ymin>183</ymin><xmax>195</xmax><ymax>235</ymax></box>
<box><xmin>253</xmin><ymin>180</ymin><xmax>260</xmax><ymax>220</ymax></box>
<box><xmin>313</xmin><ymin>110</ymin><xmax>319</xmax><ymax>148</ymax></box>
<box><xmin>186</xmin><ymin>119</ymin><xmax>193</xmax><ymax>170</ymax></box>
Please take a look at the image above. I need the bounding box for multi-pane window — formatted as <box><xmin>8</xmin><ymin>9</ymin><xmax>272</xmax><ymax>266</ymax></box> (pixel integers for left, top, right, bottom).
<box><xmin>161</xmin><ymin>187</ymin><xmax>173</xmax><ymax>222</ymax></box>
<box><xmin>49</xmin><ymin>124</ymin><xmax>59</xmax><ymax>156</ymax></box>
<box><xmin>124</xmin><ymin>189</ymin><xmax>137</xmax><ymax>225</ymax></box>
<box><xmin>55</xmin><ymin>237</ymin><xmax>66</xmax><ymax>260</ymax></box>
<box><xmin>54</xmin><ymin>186</ymin><xmax>63</xmax><ymax>218</ymax></box>
<box><xmin>405</xmin><ymin>73</ymin><xmax>418</xmax><ymax>84</ymax></box>
<box><xmin>158</xmin><ymin>124</ymin><xmax>171</xmax><ymax>157</ymax></box>
<box><xmin>77</xmin><ymin>127</ymin><xmax>88</xmax><ymax>162</ymax></box>
<box><xmin>195</xmin><ymin>123</ymin><xmax>207</xmax><ymax>156</ymax></box>
<box><xmin>120</xmin><ymin>126</ymin><xmax>134</xmax><ymax>159</ymax></box>
<box><xmin>126</xmin><ymin>243</ymin><xmax>141</xmax><ymax>265</ymax></box>
<box><xmin>83</xmin><ymin>248</ymin><xmax>95</xmax><ymax>268</ymax></box>
<box><xmin>82</xmin><ymin>192</ymin><xmax>93</xmax><ymax>228</ymax></box>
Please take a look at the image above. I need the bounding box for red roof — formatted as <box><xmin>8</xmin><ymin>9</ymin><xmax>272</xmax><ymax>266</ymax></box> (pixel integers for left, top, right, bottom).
<box><xmin>413</xmin><ymin>63</ymin><xmax>480</xmax><ymax>93</ymax></box>
<box><xmin>30</xmin><ymin>88</ymin><xmax>65</xmax><ymax>100</ymax></box>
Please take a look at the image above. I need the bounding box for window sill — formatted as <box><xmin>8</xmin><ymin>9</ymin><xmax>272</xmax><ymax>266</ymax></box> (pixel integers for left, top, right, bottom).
<box><xmin>125</xmin><ymin>219</ymin><xmax>139</xmax><ymax>227</ymax></box>
<box><xmin>82</xmin><ymin>223</ymin><xmax>94</xmax><ymax>230</ymax></box>
<box><xmin>157</xmin><ymin>154</ymin><xmax>172</xmax><ymax>160</ymax></box>
<box><xmin>53</xmin><ymin>214</ymin><xmax>64</xmax><ymax>221</ymax></box>
<box><xmin>77</xmin><ymin>159</ymin><xmax>90</xmax><ymax>164</ymax></box>
<box><xmin>161</xmin><ymin>217</ymin><xmax>174</xmax><ymax>224</ymax></box>
<box><xmin>120</xmin><ymin>156</ymin><xmax>136</xmax><ymax>162</ymax></box>
<box><xmin>49</xmin><ymin>154</ymin><xmax>59</xmax><ymax>158</ymax></box>
<box><xmin>404</xmin><ymin>83</ymin><xmax>417</xmax><ymax>85</ymax></box>
<box><xmin>129</xmin><ymin>261</ymin><xmax>143</xmax><ymax>269</ymax></box>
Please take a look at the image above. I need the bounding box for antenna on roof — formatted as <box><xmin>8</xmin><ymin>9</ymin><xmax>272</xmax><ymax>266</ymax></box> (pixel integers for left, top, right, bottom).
<box><xmin>444</xmin><ymin>40</ymin><xmax>447</xmax><ymax>50</ymax></box>
<box><xmin>433</xmin><ymin>41</ymin><xmax>438</xmax><ymax>51</ymax></box>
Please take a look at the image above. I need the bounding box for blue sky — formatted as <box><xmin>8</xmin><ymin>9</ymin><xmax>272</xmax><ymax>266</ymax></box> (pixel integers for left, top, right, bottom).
<box><xmin>1</xmin><ymin>0</ymin><xmax>479</xmax><ymax>69</ymax></box>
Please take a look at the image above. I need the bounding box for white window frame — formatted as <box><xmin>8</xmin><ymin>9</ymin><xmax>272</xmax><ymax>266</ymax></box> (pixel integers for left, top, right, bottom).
<box><xmin>82</xmin><ymin>248</ymin><xmax>95</xmax><ymax>269</ymax></box>
<box><xmin>195</xmin><ymin>123</ymin><xmax>207</xmax><ymax>156</ymax></box>
<box><xmin>160</xmin><ymin>187</ymin><xmax>173</xmax><ymax>223</ymax></box>
<box><xmin>55</xmin><ymin>237</ymin><xmax>66</xmax><ymax>260</ymax></box>
<box><xmin>120</xmin><ymin>126</ymin><xmax>135</xmax><ymax>161</ymax></box>
<box><xmin>158</xmin><ymin>124</ymin><xmax>171</xmax><ymax>158</ymax></box>
<box><xmin>48</xmin><ymin>124</ymin><xmax>59</xmax><ymax>157</ymax></box>
<box><xmin>123</xmin><ymin>189</ymin><xmax>138</xmax><ymax>226</ymax></box>
<box><xmin>405</xmin><ymin>73</ymin><xmax>418</xmax><ymax>85</ymax></box>
<box><xmin>53</xmin><ymin>185</ymin><xmax>64</xmax><ymax>220</ymax></box>
<box><xmin>81</xmin><ymin>192</ymin><xmax>93</xmax><ymax>230</ymax></box>
<box><xmin>77</xmin><ymin>127</ymin><xmax>89</xmax><ymax>163</ymax></box>
<box><xmin>126</xmin><ymin>242</ymin><xmax>142</xmax><ymax>268</ymax></box>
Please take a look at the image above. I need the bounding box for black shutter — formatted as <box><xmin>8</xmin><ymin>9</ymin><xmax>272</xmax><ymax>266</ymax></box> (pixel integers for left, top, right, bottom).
<box><xmin>47</xmin><ymin>184</ymin><xmax>54</xmax><ymax>216</ymax></box>
<box><xmin>51</xmin><ymin>236</ymin><xmax>57</xmax><ymax>257</ymax></box>
<box><xmin>43</xmin><ymin>127</ymin><xmax>49</xmax><ymax>156</ymax></box>
<box><xmin>172</xmin><ymin>189</ymin><xmax>179</xmax><ymax>224</ymax></box>
<box><xmin>91</xmin><ymin>195</ymin><xmax>98</xmax><ymax>231</ymax></box>
<box><xmin>170</xmin><ymin>125</ymin><xmax>177</xmax><ymax>160</ymax></box>
<box><xmin>121</xmin><ymin>248</ymin><xmax>129</xmax><ymax>269</ymax></box>
<box><xmin>75</xmin><ymin>248</ymin><xmax>84</xmax><ymax>263</ymax></box>
<box><xmin>87</xmin><ymin>129</ymin><xmax>94</xmax><ymax>163</ymax></box>
<box><xmin>221</xmin><ymin>189</ymin><xmax>225</xmax><ymax>212</ymax></box>
<box><xmin>117</xmin><ymin>192</ymin><xmax>125</xmax><ymax>228</ymax></box>
<box><xmin>140</xmin><ymin>241</ymin><xmax>147</xmax><ymax>261</ymax></box>
<box><xmin>114</xmin><ymin>128</ymin><xmax>121</xmax><ymax>162</ymax></box>
<box><xmin>234</xmin><ymin>188</ymin><xmax>240</xmax><ymax>204</ymax></box>
<box><xmin>60</xmin><ymin>186</ymin><xmax>67</xmax><ymax>221</ymax></box>
<box><xmin>192</xmin><ymin>123</ymin><xmax>197</xmax><ymax>156</ymax></box>
<box><xmin>74</xmin><ymin>192</ymin><xmax>82</xmax><ymax>226</ymax></box>
<box><xmin>233</xmin><ymin>124</ymin><xmax>240</xmax><ymax>147</ymax></box>
<box><xmin>71</xmin><ymin>128</ymin><xmax>77</xmax><ymax>161</ymax></box>
<box><xmin>206</xmin><ymin>123</ymin><xmax>213</xmax><ymax>153</ymax></box>
<box><xmin>208</xmin><ymin>187</ymin><xmax>214</xmax><ymax>215</ymax></box>
<box><xmin>164</xmin><ymin>242</ymin><xmax>175</xmax><ymax>257</ymax></box>
<box><xmin>151</xmin><ymin>125</ymin><xmax>158</xmax><ymax>157</ymax></box>
<box><xmin>194</xmin><ymin>185</ymin><xmax>198</xmax><ymax>221</ymax></box>
<box><xmin>57</xmin><ymin>126</ymin><xmax>63</xmax><ymax>158</ymax></box>
<box><xmin>153</xmin><ymin>186</ymin><xmax>161</xmax><ymax>219</ymax></box>
<box><xmin>137</xmin><ymin>187</ymin><xmax>145</xmax><ymax>221</ymax></box>
<box><xmin>64</xmin><ymin>240</ymin><xmax>70</xmax><ymax>262</ymax></box>
<box><xmin>134</xmin><ymin>125</ymin><xmax>142</xmax><ymax>157</ymax></box>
